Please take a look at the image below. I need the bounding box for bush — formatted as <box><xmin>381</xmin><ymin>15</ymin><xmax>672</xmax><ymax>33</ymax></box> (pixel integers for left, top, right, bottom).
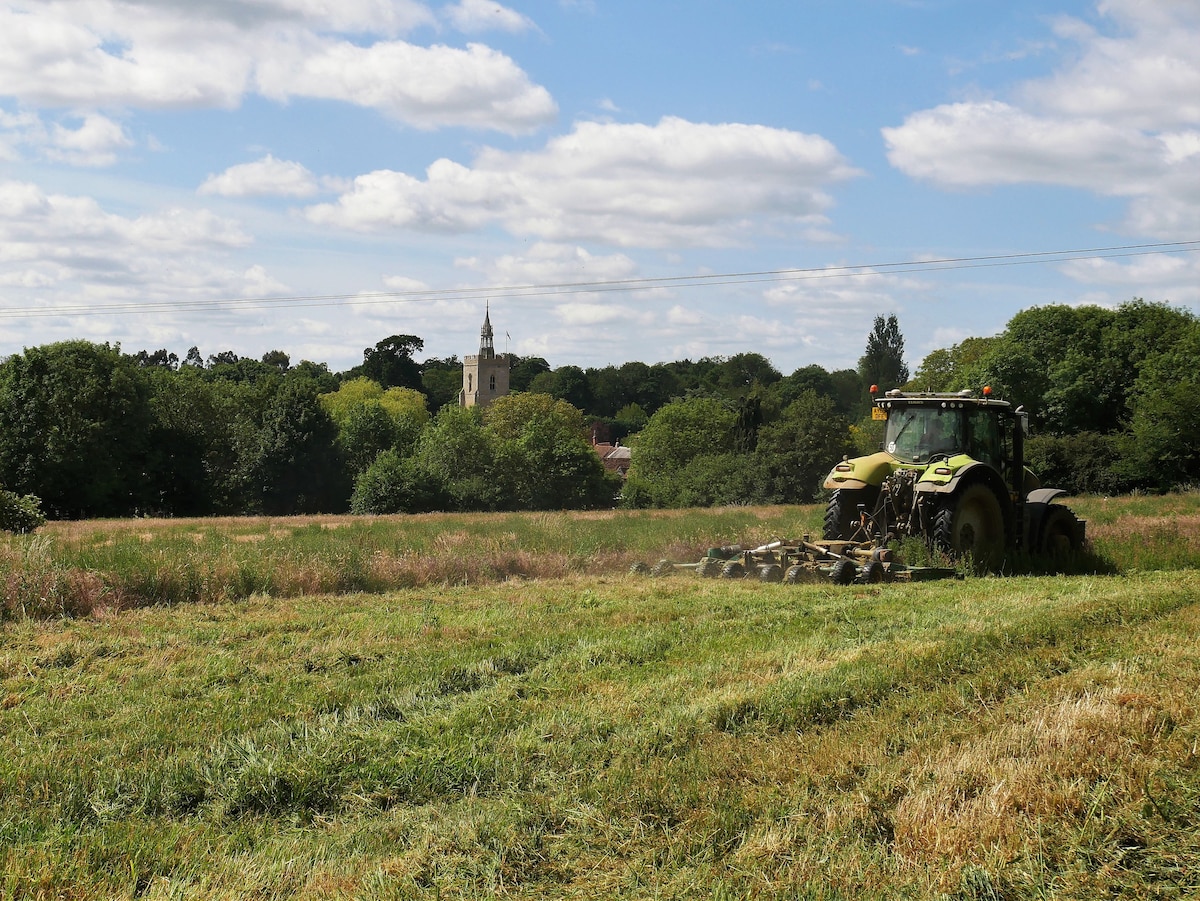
<box><xmin>1024</xmin><ymin>432</ymin><xmax>1135</xmax><ymax>496</ymax></box>
<box><xmin>0</xmin><ymin>488</ymin><xmax>45</xmax><ymax>532</ymax></box>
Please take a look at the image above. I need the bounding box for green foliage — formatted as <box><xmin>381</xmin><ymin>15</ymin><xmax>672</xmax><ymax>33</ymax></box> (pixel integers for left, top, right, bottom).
<box><xmin>755</xmin><ymin>391</ymin><xmax>855</xmax><ymax>503</ymax></box>
<box><xmin>351</xmin><ymin>448</ymin><xmax>444</xmax><ymax>514</ymax></box>
<box><xmin>1024</xmin><ymin>432</ymin><xmax>1135</xmax><ymax>497</ymax></box>
<box><xmin>250</xmin><ymin>380</ymin><xmax>348</xmax><ymax>514</ymax></box>
<box><xmin>624</xmin><ymin>397</ymin><xmax>737</xmax><ymax>506</ymax></box>
<box><xmin>358</xmin><ymin>334</ymin><xmax>425</xmax><ymax>390</ymax></box>
<box><xmin>1122</xmin><ymin>330</ymin><xmax>1200</xmax><ymax>489</ymax></box>
<box><xmin>508</xmin><ymin>354</ymin><xmax>551</xmax><ymax>392</ymax></box>
<box><xmin>420</xmin><ymin>355</ymin><xmax>463</xmax><ymax>410</ymax></box>
<box><xmin>858</xmin><ymin>314</ymin><xmax>909</xmax><ymax>392</ymax></box>
<box><xmin>0</xmin><ymin>487</ymin><xmax>44</xmax><ymax>532</ymax></box>
<box><xmin>0</xmin><ymin>340</ymin><xmax>157</xmax><ymax>518</ymax></box>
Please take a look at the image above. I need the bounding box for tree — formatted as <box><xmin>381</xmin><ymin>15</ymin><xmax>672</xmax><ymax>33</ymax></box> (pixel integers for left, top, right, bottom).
<box><xmin>130</xmin><ymin>348</ymin><xmax>179</xmax><ymax>369</ymax></box>
<box><xmin>1120</xmin><ymin>322</ymin><xmax>1200</xmax><ymax>489</ymax></box>
<box><xmin>410</xmin><ymin>406</ymin><xmax>502</xmax><ymax>511</ymax></box>
<box><xmin>207</xmin><ymin>350</ymin><xmax>240</xmax><ymax>367</ymax></box>
<box><xmin>857</xmin><ymin>314</ymin><xmax>908</xmax><ymax>392</ymax></box>
<box><xmin>483</xmin><ymin>393</ymin><xmax>617</xmax><ymax>509</ymax></box>
<box><xmin>261</xmin><ymin>350</ymin><xmax>291</xmax><ymax>372</ymax></box>
<box><xmin>509</xmin><ymin>355</ymin><xmax>551</xmax><ymax>392</ymax></box>
<box><xmin>623</xmin><ymin>397</ymin><xmax>737</xmax><ymax>507</ymax></box>
<box><xmin>0</xmin><ymin>341</ymin><xmax>157</xmax><ymax>518</ymax></box>
<box><xmin>338</xmin><ymin>404</ymin><xmax>405</xmax><ymax>477</ymax></box>
<box><xmin>360</xmin><ymin>335</ymin><xmax>424</xmax><ymax>390</ymax></box>
<box><xmin>250</xmin><ymin>380</ymin><xmax>348</xmax><ymax>514</ymax></box>
<box><xmin>754</xmin><ymin>391</ymin><xmax>853</xmax><ymax>503</ymax></box>
<box><xmin>420</xmin><ymin>355</ymin><xmax>463</xmax><ymax>410</ymax></box>
<box><xmin>907</xmin><ymin>336</ymin><xmax>999</xmax><ymax>393</ymax></box>
<box><xmin>351</xmin><ymin>449</ymin><xmax>443</xmax><ymax>514</ymax></box>
<box><xmin>531</xmin><ymin>365</ymin><xmax>594</xmax><ymax>412</ymax></box>
<box><xmin>320</xmin><ymin>378</ymin><xmax>429</xmax><ymax>477</ymax></box>
<box><xmin>717</xmin><ymin>352</ymin><xmax>781</xmax><ymax>394</ymax></box>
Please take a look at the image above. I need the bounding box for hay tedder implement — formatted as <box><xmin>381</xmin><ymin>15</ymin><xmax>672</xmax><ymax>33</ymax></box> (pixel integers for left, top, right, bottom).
<box><xmin>631</xmin><ymin>535</ymin><xmax>958</xmax><ymax>585</ymax></box>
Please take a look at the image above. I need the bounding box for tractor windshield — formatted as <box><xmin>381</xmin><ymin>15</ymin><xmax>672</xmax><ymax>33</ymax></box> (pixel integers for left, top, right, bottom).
<box><xmin>884</xmin><ymin>406</ymin><xmax>965</xmax><ymax>463</ymax></box>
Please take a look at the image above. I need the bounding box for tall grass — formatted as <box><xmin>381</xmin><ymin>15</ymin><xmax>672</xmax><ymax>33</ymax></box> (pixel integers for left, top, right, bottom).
<box><xmin>0</xmin><ymin>508</ymin><xmax>824</xmax><ymax>619</ymax></box>
<box><xmin>2</xmin><ymin>491</ymin><xmax>1199</xmax><ymax>621</ymax></box>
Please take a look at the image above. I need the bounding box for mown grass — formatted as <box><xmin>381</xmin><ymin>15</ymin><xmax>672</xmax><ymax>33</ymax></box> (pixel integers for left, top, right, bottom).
<box><xmin>2</xmin><ymin>566</ymin><xmax>1199</xmax><ymax>899</ymax></box>
<box><xmin>4</xmin><ymin>491</ymin><xmax>1200</xmax><ymax>620</ymax></box>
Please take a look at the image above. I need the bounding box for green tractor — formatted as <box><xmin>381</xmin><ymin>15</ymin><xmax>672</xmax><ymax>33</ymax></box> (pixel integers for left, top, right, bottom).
<box><xmin>823</xmin><ymin>388</ymin><xmax>1085</xmax><ymax>563</ymax></box>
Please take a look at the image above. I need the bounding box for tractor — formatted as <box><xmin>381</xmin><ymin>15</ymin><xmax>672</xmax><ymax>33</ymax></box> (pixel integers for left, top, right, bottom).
<box><xmin>822</xmin><ymin>387</ymin><xmax>1085</xmax><ymax>563</ymax></box>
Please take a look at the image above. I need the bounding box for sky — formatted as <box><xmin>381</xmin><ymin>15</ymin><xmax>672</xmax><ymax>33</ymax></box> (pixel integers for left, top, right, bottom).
<box><xmin>2</xmin><ymin>0</ymin><xmax>1200</xmax><ymax>377</ymax></box>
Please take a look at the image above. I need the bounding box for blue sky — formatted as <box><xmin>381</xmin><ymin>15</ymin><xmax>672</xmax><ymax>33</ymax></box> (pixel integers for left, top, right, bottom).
<box><xmin>2</xmin><ymin>0</ymin><xmax>1199</xmax><ymax>376</ymax></box>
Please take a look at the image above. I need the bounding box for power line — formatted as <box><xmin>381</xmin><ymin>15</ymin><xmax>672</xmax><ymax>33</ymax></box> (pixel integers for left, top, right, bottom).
<box><xmin>1</xmin><ymin>239</ymin><xmax>1198</xmax><ymax>320</ymax></box>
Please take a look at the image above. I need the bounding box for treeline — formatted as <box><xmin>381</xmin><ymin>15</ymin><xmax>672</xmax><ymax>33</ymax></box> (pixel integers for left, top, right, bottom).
<box><xmin>0</xmin><ymin>300</ymin><xmax>1195</xmax><ymax>521</ymax></box>
<box><xmin>625</xmin><ymin>300</ymin><xmax>1200</xmax><ymax>505</ymax></box>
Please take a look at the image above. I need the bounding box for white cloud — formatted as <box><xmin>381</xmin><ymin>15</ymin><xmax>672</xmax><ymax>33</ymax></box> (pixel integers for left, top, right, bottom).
<box><xmin>199</xmin><ymin>155</ymin><xmax>320</xmax><ymax>197</ymax></box>
<box><xmin>0</xmin><ymin>179</ymin><xmax>265</xmax><ymax>306</ymax></box>
<box><xmin>883</xmin><ymin>100</ymin><xmax>1163</xmax><ymax>191</ymax></box>
<box><xmin>0</xmin><ymin>0</ymin><xmax>554</xmax><ymax>133</ymax></box>
<box><xmin>254</xmin><ymin>40</ymin><xmax>555</xmax><ymax>133</ymax></box>
<box><xmin>306</xmin><ymin>116</ymin><xmax>859</xmax><ymax>248</ymax></box>
<box><xmin>0</xmin><ymin>110</ymin><xmax>132</xmax><ymax>167</ymax></box>
<box><xmin>47</xmin><ymin>114</ymin><xmax>133</xmax><ymax>166</ymax></box>
<box><xmin>883</xmin><ymin>1</ymin><xmax>1200</xmax><ymax>238</ymax></box>
<box><xmin>455</xmin><ymin>242</ymin><xmax>638</xmax><ymax>286</ymax></box>
<box><xmin>443</xmin><ymin>0</ymin><xmax>535</xmax><ymax>34</ymax></box>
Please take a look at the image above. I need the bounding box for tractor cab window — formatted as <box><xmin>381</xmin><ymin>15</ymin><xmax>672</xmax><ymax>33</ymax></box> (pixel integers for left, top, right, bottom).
<box><xmin>967</xmin><ymin>410</ymin><xmax>1003</xmax><ymax>469</ymax></box>
<box><xmin>885</xmin><ymin>406</ymin><xmax>965</xmax><ymax>463</ymax></box>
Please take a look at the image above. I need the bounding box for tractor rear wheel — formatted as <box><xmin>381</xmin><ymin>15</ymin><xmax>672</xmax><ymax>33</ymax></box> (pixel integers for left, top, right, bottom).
<box><xmin>934</xmin><ymin>483</ymin><xmax>1005</xmax><ymax>564</ymax></box>
<box><xmin>823</xmin><ymin>487</ymin><xmax>879</xmax><ymax>540</ymax></box>
<box><xmin>1040</xmin><ymin>505</ymin><xmax>1083</xmax><ymax>557</ymax></box>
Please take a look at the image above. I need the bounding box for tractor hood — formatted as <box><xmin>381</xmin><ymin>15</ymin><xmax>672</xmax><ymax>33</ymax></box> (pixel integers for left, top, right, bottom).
<box><xmin>823</xmin><ymin>451</ymin><xmax>978</xmax><ymax>491</ymax></box>
<box><xmin>823</xmin><ymin>451</ymin><xmax>900</xmax><ymax>490</ymax></box>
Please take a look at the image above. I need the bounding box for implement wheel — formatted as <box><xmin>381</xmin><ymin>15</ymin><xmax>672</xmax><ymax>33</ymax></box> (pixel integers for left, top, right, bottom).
<box><xmin>829</xmin><ymin>558</ymin><xmax>857</xmax><ymax>585</ymax></box>
<box><xmin>759</xmin><ymin>563</ymin><xmax>784</xmax><ymax>583</ymax></box>
<box><xmin>858</xmin><ymin>560</ymin><xmax>886</xmax><ymax>584</ymax></box>
<box><xmin>721</xmin><ymin>560</ymin><xmax>746</xmax><ymax>579</ymax></box>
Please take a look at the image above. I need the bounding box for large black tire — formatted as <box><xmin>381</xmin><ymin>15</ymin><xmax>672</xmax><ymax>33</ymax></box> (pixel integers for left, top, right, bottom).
<box><xmin>1040</xmin><ymin>505</ymin><xmax>1083</xmax><ymax>557</ymax></box>
<box><xmin>933</xmin><ymin>483</ymin><xmax>1006</xmax><ymax>563</ymax></box>
<box><xmin>823</xmin><ymin>487</ymin><xmax>879</xmax><ymax>541</ymax></box>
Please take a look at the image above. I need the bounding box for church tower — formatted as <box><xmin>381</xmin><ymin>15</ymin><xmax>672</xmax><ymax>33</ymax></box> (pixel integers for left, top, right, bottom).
<box><xmin>459</xmin><ymin>305</ymin><xmax>510</xmax><ymax>409</ymax></box>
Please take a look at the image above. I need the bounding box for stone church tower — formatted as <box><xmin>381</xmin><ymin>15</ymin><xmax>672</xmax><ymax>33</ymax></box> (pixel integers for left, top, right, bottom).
<box><xmin>459</xmin><ymin>306</ymin><xmax>510</xmax><ymax>409</ymax></box>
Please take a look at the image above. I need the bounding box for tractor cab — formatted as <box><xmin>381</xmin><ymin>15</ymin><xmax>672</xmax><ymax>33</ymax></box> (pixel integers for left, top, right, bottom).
<box><xmin>876</xmin><ymin>389</ymin><xmax>1017</xmax><ymax>479</ymax></box>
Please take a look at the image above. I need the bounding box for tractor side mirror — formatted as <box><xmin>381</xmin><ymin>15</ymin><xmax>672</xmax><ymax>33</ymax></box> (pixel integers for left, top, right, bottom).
<box><xmin>1016</xmin><ymin>408</ymin><xmax>1029</xmax><ymax>437</ymax></box>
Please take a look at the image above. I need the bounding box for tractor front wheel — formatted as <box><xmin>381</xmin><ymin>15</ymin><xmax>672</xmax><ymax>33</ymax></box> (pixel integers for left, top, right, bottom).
<box><xmin>823</xmin><ymin>487</ymin><xmax>879</xmax><ymax>541</ymax></box>
<box><xmin>934</xmin><ymin>483</ymin><xmax>1005</xmax><ymax>564</ymax></box>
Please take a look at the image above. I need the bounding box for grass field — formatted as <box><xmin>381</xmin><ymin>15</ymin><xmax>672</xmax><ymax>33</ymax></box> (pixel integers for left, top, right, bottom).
<box><xmin>2</xmin><ymin>495</ymin><xmax>1199</xmax><ymax>899</ymax></box>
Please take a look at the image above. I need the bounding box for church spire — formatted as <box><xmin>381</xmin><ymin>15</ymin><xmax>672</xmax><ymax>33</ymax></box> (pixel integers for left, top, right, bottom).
<box><xmin>479</xmin><ymin>302</ymin><xmax>495</xmax><ymax>358</ymax></box>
